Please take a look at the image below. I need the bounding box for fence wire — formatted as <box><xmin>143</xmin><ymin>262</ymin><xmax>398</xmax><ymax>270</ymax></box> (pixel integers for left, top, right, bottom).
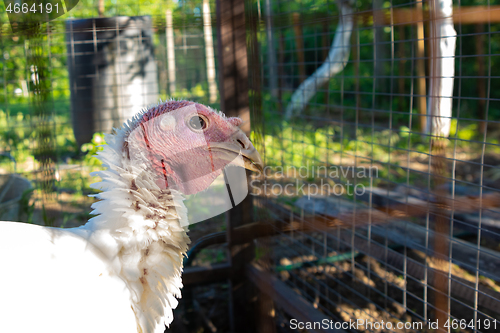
<box><xmin>252</xmin><ymin>0</ymin><xmax>500</xmax><ymax>332</ymax></box>
<box><xmin>1</xmin><ymin>0</ymin><xmax>500</xmax><ymax>332</ymax></box>
<box><xmin>0</xmin><ymin>1</ymin><xmax>218</xmax><ymax>225</ymax></box>
<box><xmin>0</xmin><ymin>2</ymin><xmax>228</xmax><ymax>331</ymax></box>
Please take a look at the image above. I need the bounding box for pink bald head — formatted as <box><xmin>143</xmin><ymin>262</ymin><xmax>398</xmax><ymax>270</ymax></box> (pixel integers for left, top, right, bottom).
<box><xmin>125</xmin><ymin>100</ymin><xmax>248</xmax><ymax>195</ymax></box>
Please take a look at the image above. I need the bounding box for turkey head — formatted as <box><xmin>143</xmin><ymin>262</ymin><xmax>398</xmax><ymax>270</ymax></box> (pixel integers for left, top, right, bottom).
<box><xmin>126</xmin><ymin>100</ymin><xmax>263</xmax><ymax>195</ymax></box>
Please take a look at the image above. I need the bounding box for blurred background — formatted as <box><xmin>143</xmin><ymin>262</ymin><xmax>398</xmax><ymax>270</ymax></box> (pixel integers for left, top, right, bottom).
<box><xmin>1</xmin><ymin>0</ymin><xmax>500</xmax><ymax>332</ymax></box>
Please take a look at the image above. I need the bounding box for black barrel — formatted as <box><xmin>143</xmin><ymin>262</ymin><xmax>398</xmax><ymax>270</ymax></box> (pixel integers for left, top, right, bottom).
<box><xmin>66</xmin><ymin>16</ymin><xmax>159</xmax><ymax>145</ymax></box>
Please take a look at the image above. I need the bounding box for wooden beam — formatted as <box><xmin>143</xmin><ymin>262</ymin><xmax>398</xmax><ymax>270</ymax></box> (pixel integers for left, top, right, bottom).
<box><xmin>452</xmin><ymin>6</ymin><xmax>499</xmax><ymax>24</ymax></box>
<box><xmin>152</xmin><ymin>6</ymin><xmax>500</xmax><ymax>33</ymax></box>
<box><xmin>217</xmin><ymin>0</ymin><xmax>250</xmax><ymax>133</ymax></box>
<box><xmin>216</xmin><ymin>1</ymin><xmax>256</xmax><ymax>331</ymax></box>
<box><xmin>248</xmin><ymin>262</ymin><xmax>346</xmax><ymax>333</ymax></box>
<box><xmin>268</xmin><ymin>6</ymin><xmax>500</xmax><ymax>29</ymax></box>
<box><xmin>416</xmin><ymin>1</ymin><xmax>427</xmax><ymax>132</ymax></box>
<box><xmin>375</xmin><ymin>6</ymin><xmax>500</xmax><ymax>25</ymax></box>
<box><xmin>183</xmin><ymin>217</ymin><xmax>500</xmax><ymax>314</ymax></box>
<box><xmin>292</xmin><ymin>13</ymin><xmax>306</xmax><ymax>84</ymax></box>
<box><xmin>337</xmin><ymin>225</ymin><xmax>500</xmax><ymax>315</ymax></box>
<box><xmin>183</xmin><ymin>263</ymin><xmax>232</xmax><ymax>286</ymax></box>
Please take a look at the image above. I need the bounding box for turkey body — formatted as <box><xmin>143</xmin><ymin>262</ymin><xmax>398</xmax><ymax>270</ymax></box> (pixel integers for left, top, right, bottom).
<box><xmin>0</xmin><ymin>100</ymin><xmax>262</xmax><ymax>333</ymax></box>
<box><xmin>0</xmin><ymin>222</ymin><xmax>137</xmax><ymax>333</ymax></box>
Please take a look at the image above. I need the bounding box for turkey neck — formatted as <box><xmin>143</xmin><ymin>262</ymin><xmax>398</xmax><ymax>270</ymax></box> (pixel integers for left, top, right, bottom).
<box><xmin>69</xmin><ymin>125</ymin><xmax>191</xmax><ymax>333</ymax></box>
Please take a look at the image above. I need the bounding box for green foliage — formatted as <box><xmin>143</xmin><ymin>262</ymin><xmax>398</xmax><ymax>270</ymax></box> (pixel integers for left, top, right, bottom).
<box><xmin>41</xmin><ymin>203</ymin><xmax>55</xmax><ymax>227</ymax></box>
<box><xmin>81</xmin><ymin>132</ymin><xmax>106</xmax><ymax>167</ymax></box>
<box><xmin>60</xmin><ymin>210</ymin><xmax>94</xmax><ymax>228</ymax></box>
<box><xmin>0</xmin><ymin>110</ymin><xmax>35</xmax><ymax>163</ymax></box>
<box><xmin>0</xmin><ymin>106</ymin><xmax>79</xmax><ymax>165</ymax></box>
<box><xmin>258</xmin><ymin>114</ymin><xmax>491</xmax><ymax>193</ymax></box>
<box><xmin>449</xmin><ymin>119</ymin><xmax>479</xmax><ymax>141</ymax></box>
<box><xmin>18</xmin><ymin>188</ymin><xmax>35</xmax><ymax>223</ymax></box>
<box><xmin>261</xmin><ymin>121</ymin><xmax>340</xmax><ymax>168</ymax></box>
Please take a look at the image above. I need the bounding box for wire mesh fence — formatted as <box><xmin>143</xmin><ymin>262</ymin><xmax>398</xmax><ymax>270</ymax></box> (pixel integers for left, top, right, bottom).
<box><xmin>0</xmin><ymin>2</ymin><xmax>232</xmax><ymax>330</ymax></box>
<box><xmin>0</xmin><ymin>1</ymin><xmax>219</xmax><ymax>226</ymax></box>
<box><xmin>1</xmin><ymin>0</ymin><xmax>500</xmax><ymax>332</ymax></box>
<box><xmin>251</xmin><ymin>0</ymin><xmax>500</xmax><ymax>332</ymax></box>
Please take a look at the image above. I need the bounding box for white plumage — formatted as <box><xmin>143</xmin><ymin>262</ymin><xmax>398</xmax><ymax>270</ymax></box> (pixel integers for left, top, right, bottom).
<box><xmin>0</xmin><ymin>100</ymin><xmax>262</xmax><ymax>333</ymax></box>
<box><xmin>0</xmin><ymin>222</ymin><xmax>139</xmax><ymax>333</ymax></box>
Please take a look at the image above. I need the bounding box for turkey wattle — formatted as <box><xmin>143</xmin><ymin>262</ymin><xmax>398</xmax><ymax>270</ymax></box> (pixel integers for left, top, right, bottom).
<box><xmin>0</xmin><ymin>100</ymin><xmax>263</xmax><ymax>333</ymax></box>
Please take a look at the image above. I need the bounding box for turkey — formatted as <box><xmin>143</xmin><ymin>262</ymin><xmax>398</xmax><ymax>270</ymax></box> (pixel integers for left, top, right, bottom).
<box><xmin>0</xmin><ymin>100</ymin><xmax>263</xmax><ymax>333</ymax></box>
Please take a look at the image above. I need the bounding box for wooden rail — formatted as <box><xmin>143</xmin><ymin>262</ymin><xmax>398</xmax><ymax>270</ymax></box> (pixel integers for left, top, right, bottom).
<box><xmin>370</xmin><ymin>6</ymin><xmax>500</xmax><ymax>25</ymax></box>
<box><xmin>248</xmin><ymin>262</ymin><xmax>346</xmax><ymax>333</ymax></box>
<box><xmin>270</xmin><ymin>6</ymin><xmax>500</xmax><ymax>28</ymax></box>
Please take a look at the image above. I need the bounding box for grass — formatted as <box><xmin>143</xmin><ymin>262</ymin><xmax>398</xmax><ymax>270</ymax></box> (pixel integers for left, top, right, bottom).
<box><xmin>251</xmin><ymin>105</ymin><xmax>500</xmax><ymax>206</ymax></box>
<box><xmin>0</xmin><ymin>100</ymin><xmax>104</xmax><ymax>225</ymax></box>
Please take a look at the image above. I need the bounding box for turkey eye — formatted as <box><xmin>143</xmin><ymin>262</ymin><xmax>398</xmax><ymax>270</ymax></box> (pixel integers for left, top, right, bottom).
<box><xmin>188</xmin><ymin>115</ymin><xmax>207</xmax><ymax>130</ymax></box>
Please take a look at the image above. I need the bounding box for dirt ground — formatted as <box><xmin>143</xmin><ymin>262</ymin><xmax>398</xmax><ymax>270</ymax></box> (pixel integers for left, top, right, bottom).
<box><xmin>265</xmin><ymin>231</ymin><xmax>500</xmax><ymax>333</ymax></box>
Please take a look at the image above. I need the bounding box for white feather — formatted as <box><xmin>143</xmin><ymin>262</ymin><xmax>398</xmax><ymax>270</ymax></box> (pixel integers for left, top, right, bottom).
<box><xmin>0</xmin><ymin>106</ymin><xmax>192</xmax><ymax>333</ymax></box>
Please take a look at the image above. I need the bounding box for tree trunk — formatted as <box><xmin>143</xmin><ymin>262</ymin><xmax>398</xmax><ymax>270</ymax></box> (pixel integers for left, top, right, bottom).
<box><xmin>98</xmin><ymin>0</ymin><xmax>105</xmax><ymax>17</ymax></box>
<box><xmin>427</xmin><ymin>0</ymin><xmax>456</xmax><ymax>137</ymax></box>
<box><xmin>285</xmin><ymin>0</ymin><xmax>354</xmax><ymax>119</ymax></box>
<box><xmin>166</xmin><ymin>9</ymin><xmax>176</xmax><ymax>95</ymax></box>
<box><xmin>203</xmin><ymin>0</ymin><xmax>218</xmax><ymax>103</ymax></box>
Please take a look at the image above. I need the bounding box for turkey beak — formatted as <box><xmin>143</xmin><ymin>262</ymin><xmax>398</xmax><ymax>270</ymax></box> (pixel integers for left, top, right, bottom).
<box><xmin>240</xmin><ymin>144</ymin><xmax>264</xmax><ymax>173</ymax></box>
<box><xmin>231</xmin><ymin>128</ymin><xmax>263</xmax><ymax>173</ymax></box>
<box><xmin>210</xmin><ymin>129</ymin><xmax>264</xmax><ymax>173</ymax></box>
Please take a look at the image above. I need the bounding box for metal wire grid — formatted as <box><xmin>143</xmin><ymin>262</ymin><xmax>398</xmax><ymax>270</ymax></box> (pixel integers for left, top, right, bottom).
<box><xmin>1</xmin><ymin>0</ymin><xmax>500</xmax><ymax>331</ymax></box>
<box><xmin>0</xmin><ymin>3</ymin><xmax>217</xmax><ymax>226</ymax></box>
<box><xmin>252</xmin><ymin>0</ymin><xmax>500</xmax><ymax>332</ymax></box>
<box><xmin>0</xmin><ymin>4</ymin><xmax>230</xmax><ymax>329</ymax></box>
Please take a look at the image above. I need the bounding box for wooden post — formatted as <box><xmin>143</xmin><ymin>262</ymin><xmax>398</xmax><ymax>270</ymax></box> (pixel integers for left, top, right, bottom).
<box><xmin>292</xmin><ymin>12</ymin><xmax>306</xmax><ymax>83</ymax></box>
<box><xmin>323</xmin><ymin>19</ymin><xmax>330</xmax><ymax>112</ymax></box>
<box><xmin>217</xmin><ymin>0</ymin><xmax>250</xmax><ymax>133</ymax></box>
<box><xmin>265</xmin><ymin>0</ymin><xmax>278</xmax><ymax>98</ymax></box>
<box><xmin>373</xmin><ymin>0</ymin><xmax>387</xmax><ymax>91</ymax></box>
<box><xmin>428</xmin><ymin>0</ymin><xmax>456</xmax><ymax>330</ymax></box>
<box><xmin>248</xmin><ymin>5</ymin><xmax>273</xmax><ymax>332</ymax></box>
<box><xmin>29</xmin><ymin>25</ymin><xmax>57</xmax><ymax>211</ymax></box>
<box><xmin>353</xmin><ymin>17</ymin><xmax>360</xmax><ymax>114</ymax></box>
<box><xmin>398</xmin><ymin>25</ymin><xmax>407</xmax><ymax>111</ymax></box>
<box><xmin>431</xmin><ymin>141</ymin><xmax>450</xmax><ymax>333</ymax></box>
<box><xmin>203</xmin><ymin>0</ymin><xmax>218</xmax><ymax>104</ymax></box>
<box><xmin>278</xmin><ymin>31</ymin><xmax>285</xmax><ymax>113</ymax></box>
<box><xmin>216</xmin><ymin>0</ymin><xmax>255</xmax><ymax>332</ymax></box>
<box><xmin>475</xmin><ymin>24</ymin><xmax>486</xmax><ymax>134</ymax></box>
<box><xmin>322</xmin><ymin>20</ymin><xmax>330</xmax><ymax>61</ymax></box>
<box><xmin>166</xmin><ymin>9</ymin><xmax>176</xmax><ymax>95</ymax></box>
<box><xmin>416</xmin><ymin>0</ymin><xmax>427</xmax><ymax>132</ymax></box>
